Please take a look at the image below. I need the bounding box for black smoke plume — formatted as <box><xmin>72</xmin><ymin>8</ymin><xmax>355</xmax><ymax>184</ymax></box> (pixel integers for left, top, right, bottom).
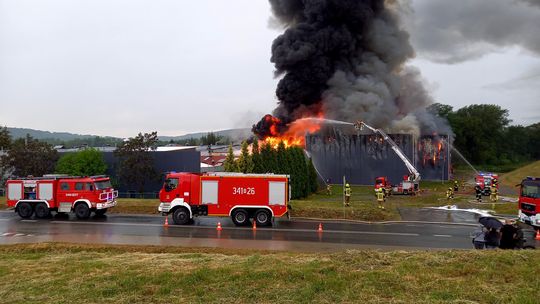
<box><xmin>253</xmin><ymin>0</ymin><xmax>447</xmax><ymax>139</ymax></box>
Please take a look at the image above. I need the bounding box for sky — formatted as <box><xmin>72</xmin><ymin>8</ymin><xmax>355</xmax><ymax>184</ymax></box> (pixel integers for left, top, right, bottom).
<box><xmin>0</xmin><ymin>0</ymin><xmax>539</xmax><ymax>138</ymax></box>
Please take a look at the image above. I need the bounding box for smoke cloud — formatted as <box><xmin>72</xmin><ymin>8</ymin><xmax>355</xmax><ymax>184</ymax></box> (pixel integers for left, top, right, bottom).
<box><xmin>407</xmin><ymin>0</ymin><xmax>540</xmax><ymax>64</ymax></box>
<box><xmin>253</xmin><ymin>0</ymin><xmax>444</xmax><ymax>139</ymax></box>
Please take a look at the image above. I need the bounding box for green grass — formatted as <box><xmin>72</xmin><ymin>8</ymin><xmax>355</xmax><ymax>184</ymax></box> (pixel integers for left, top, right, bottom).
<box><xmin>0</xmin><ymin>243</ymin><xmax>538</xmax><ymax>303</ymax></box>
<box><xmin>499</xmin><ymin>160</ymin><xmax>540</xmax><ymax>192</ymax></box>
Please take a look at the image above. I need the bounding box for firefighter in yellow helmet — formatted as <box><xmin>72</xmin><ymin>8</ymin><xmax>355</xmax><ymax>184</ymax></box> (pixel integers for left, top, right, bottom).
<box><xmin>376</xmin><ymin>187</ymin><xmax>385</xmax><ymax>209</ymax></box>
<box><xmin>446</xmin><ymin>187</ymin><xmax>454</xmax><ymax>201</ymax></box>
<box><xmin>490</xmin><ymin>184</ymin><xmax>499</xmax><ymax>202</ymax></box>
<box><xmin>453</xmin><ymin>180</ymin><xmax>459</xmax><ymax>192</ymax></box>
<box><xmin>344</xmin><ymin>183</ymin><xmax>351</xmax><ymax>207</ymax></box>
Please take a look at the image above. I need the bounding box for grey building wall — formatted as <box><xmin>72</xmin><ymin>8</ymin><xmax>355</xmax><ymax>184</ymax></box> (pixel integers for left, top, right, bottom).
<box><xmin>306</xmin><ymin>134</ymin><xmax>450</xmax><ymax>185</ymax></box>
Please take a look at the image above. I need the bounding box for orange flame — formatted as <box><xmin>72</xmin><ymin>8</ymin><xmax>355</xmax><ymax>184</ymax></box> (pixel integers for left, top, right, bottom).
<box><xmin>261</xmin><ymin>112</ymin><xmax>324</xmax><ymax>149</ymax></box>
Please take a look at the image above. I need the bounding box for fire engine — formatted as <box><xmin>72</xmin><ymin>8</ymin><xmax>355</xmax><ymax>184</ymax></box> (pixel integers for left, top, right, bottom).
<box><xmin>6</xmin><ymin>175</ymin><xmax>117</xmax><ymax>219</ymax></box>
<box><xmin>475</xmin><ymin>172</ymin><xmax>499</xmax><ymax>195</ymax></box>
<box><xmin>158</xmin><ymin>172</ymin><xmax>290</xmax><ymax>226</ymax></box>
<box><xmin>355</xmin><ymin>121</ymin><xmax>421</xmax><ymax>195</ymax></box>
<box><xmin>518</xmin><ymin>177</ymin><xmax>540</xmax><ymax>229</ymax></box>
<box><xmin>375</xmin><ymin>177</ymin><xmax>392</xmax><ymax>196</ymax></box>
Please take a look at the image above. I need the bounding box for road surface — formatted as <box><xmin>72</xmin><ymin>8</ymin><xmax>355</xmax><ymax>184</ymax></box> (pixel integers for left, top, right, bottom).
<box><xmin>0</xmin><ymin>211</ymin><xmax>537</xmax><ymax>252</ymax></box>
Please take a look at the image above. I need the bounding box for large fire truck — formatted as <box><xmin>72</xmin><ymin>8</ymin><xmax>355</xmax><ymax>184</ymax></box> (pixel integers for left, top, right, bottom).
<box><xmin>518</xmin><ymin>177</ymin><xmax>540</xmax><ymax>229</ymax></box>
<box><xmin>355</xmin><ymin>121</ymin><xmax>421</xmax><ymax>195</ymax></box>
<box><xmin>475</xmin><ymin>172</ymin><xmax>499</xmax><ymax>195</ymax></box>
<box><xmin>6</xmin><ymin>175</ymin><xmax>117</xmax><ymax>219</ymax></box>
<box><xmin>158</xmin><ymin>172</ymin><xmax>290</xmax><ymax>226</ymax></box>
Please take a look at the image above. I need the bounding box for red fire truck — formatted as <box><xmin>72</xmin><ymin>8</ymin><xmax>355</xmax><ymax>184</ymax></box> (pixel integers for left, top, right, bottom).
<box><xmin>475</xmin><ymin>173</ymin><xmax>499</xmax><ymax>195</ymax></box>
<box><xmin>158</xmin><ymin>172</ymin><xmax>290</xmax><ymax>226</ymax></box>
<box><xmin>375</xmin><ymin>176</ymin><xmax>392</xmax><ymax>196</ymax></box>
<box><xmin>6</xmin><ymin>175</ymin><xmax>117</xmax><ymax>219</ymax></box>
<box><xmin>518</xmin><ymin>177</ymin><xmax>540</xmax><ymax>229</ymax></box>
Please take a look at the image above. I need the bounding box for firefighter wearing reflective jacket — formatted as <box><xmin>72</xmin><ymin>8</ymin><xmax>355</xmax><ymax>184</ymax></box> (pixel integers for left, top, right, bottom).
<box><xmin>454</xmin><ymin>180</ymin><xmax>459</xmax><ymax>192</ymax></box>
<box><xmin>376</xmin><ymin>187</ymin><xmax>385</xmax><ymax>209</ymax></box>
<box><xmin>446</xmin><ymin>187</ymin><xmax>454</xmax><ymax>201</ymax></box>
<box><xmin>490</xmin><ymin>185</ymin><xmax>499</xmax><ymax>202</ymax></box>
<box><xmin>344</xmin><ymin>184</ymin><xmax>351</xmax><ymax>207</ymax></box>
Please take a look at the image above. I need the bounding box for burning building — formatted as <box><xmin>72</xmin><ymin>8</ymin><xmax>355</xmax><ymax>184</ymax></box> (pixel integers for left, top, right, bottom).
<box><xmin>251</xmin><ymin>0</ymin><xmax>454</xmax><ymax>182</ymax></box>
<box><xmin>305</xmin><ymin>131</ymin><xmax>451</xmax><ymax>185</ymax></box>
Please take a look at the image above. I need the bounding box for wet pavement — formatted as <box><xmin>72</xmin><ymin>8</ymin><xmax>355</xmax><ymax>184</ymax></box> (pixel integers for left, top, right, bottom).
<box><xmin>0</xmin><ymin>210</ymin><xmax>537</xmax><ymax>252</ymax></box>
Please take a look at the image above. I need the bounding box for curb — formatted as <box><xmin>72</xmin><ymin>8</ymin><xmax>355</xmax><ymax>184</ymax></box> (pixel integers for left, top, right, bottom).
<box><xmin>290</xmin><ymin>217</ymin><xmax>480</xmax><ymax>227</ymax></box>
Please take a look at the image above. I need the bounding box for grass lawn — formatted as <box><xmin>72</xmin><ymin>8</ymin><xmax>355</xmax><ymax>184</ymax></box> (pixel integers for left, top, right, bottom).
<box><xmin>0</xmin><ymin>243</ymin><xmax>538</xmax><ymax>303</ymax></box>
<box><xmin>291</xmin><ymin>181</ymin><xmax>519</xmax><ymax>221</ymax></box>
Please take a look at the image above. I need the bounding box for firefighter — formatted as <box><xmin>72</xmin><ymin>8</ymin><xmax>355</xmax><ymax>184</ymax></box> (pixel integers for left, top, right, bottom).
<box><xmin>344</xmin><ymin>183</ymin><xmax>351</xmax><ymax>207</ymax></box>
<box><xmin>453</xmin><ymin>180</ymin><xmax>459</xmax><ymax>192</ymax></box>
<box><xmin>490</xmin><ymin>185</ymin><xmax>499</xmax><ymax>202</ymax></box>
<box><xmin>376</xmin><ymin>187</ymin><xmax>385</xmax><ymax>209</ymax></box>
<box><xmin>446</xmin><ymin>187</ymin><xmax>454</xmax><ymax>201</ymax></box>
<box><xmin>475</xmin><ymin>184</ymin><xmax>483</xmax><ymax>203</ymax></box>
<box><xmin>326</xmin><ymin>183</ymin><xmax>332</xmax><ymax>195</ymax></box>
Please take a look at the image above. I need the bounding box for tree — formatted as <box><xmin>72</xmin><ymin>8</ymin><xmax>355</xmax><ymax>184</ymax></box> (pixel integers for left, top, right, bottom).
<box><xmin>201</xmin><ymin>132</ymin><xmax>221</xmax><ymax>146</ymax></box>
<box><xmin>251</xmin><ymin>140</ymin><xmax>263</xmax><ymax>173</ymax></box>
<box><xmin>236</xmin><ymin>141</ymin><xmax>253</xmax><ymax>173</ymax></box>
<box><xmin>0</xmin><ymin>126</ymin><xmax>12</xmax><ymax>184</ymax></box>
<box><xmin>114</xmin><ymin>132</ymin><xmax>159</xmax><ymax>193</ymax></box>
<box><xmin>448</xmin><ymin>104</ymin><xmax>510</xmax><ymax>164</ymax></box>
<box><xmin>428</xmin><ymin>103</ymin><xmax>454</xmax><ymax>120</ymax></box>
<box><xmin>7</xmin><ymin>134</ymin><xmax>58</xmax><ymax>177</ymax></box>
<box><xmin>56</xmin><ymin>148</ymin><xmax>107</xmax><ymax>176</ymax></box>
<box><xmin>307</xmin><ymin>157</ymin><xmax>319</xmax><ymax>193</ymax></box>
<box><xmin>223</xmin><ymin>144</ymin><xmax>238</xmax><ymax>172</ymax></box>
<box><xmin>260</xmin><ymin>142</ymin><xmax>277</xmax><ymax>173</ymax></box>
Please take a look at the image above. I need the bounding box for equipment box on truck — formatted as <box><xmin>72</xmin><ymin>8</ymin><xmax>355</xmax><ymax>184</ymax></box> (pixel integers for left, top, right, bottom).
<box><xmin>6</xmin><ymin>175</ymin><xmax>117</xmax><ymax>219</ymax></box>
<box><xmin>158</xmin><ymin>172</ymin><xmax>290</xmax><ymax>226</ymax></box>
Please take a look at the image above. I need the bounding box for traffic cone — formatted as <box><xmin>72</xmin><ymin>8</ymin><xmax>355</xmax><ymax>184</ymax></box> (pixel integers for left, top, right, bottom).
<box><xmin>317</xmin><ymin>223</ymin><xmax>323</xmax><ymax>232</ymax></box>
<box><xmin>216</xmin><ymin>222</ymin><xmax>222</xmax><ymax>231</ymax></box>
<box><xmin>164</xmin><ymin>217</ymin><xmax>169</xmax><ymax>227</ymax></box>
<box><xmin>535</xmin><ymin>229</ymin><xmax>540</xmax><ymax>241</ymax></box>
<box><xmin>252</xmin><ymin>220</ymin><xmax>257</xmax><ymax>231</ymax></box>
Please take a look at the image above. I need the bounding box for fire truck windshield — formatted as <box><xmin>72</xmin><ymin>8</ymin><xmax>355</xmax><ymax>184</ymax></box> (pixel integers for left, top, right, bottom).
<box><xmin>164</xmin><ymin>178</ymin><xmax>178</xmax><ymax>191</ymax></box>
<box><xmin>521</xmin><ymin>181</ymin><xmax>540</xmax><ymax>199</ymax></box>
<box><xmin>95</xmin><ymin>180</ymin><xmax>112</xmax><ymax>190</ymax></box>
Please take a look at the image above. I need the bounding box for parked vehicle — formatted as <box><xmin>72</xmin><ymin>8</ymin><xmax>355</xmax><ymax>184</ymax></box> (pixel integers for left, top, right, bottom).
<box><xmin>6</xmin><ymin>175</ymin><xmax>117</xmax><ymax>219</ymax></box>
<box><xmin>158</xmin><ymin>172</ymin><xmax>290</xmax><ymax>226</ymax></box>
<box><xmin>518</xmin><ymin>177</ymin><xmax>540</xmax><ymax>229</ymax></box>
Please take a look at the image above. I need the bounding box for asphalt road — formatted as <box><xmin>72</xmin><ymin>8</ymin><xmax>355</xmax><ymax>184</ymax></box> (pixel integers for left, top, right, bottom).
<box><xmin>0</xmin><ymin>211</ymin><xmax>537</xmax><ymax>252</ymax></box>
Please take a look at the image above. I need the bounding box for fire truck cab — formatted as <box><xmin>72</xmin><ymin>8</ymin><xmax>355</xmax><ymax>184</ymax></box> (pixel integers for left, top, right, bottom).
<box><xmin>6</xmin><ymin>175</ymin><xmax>117</xmax><ymax>219</ymax></box>
<box><xmin>158</xmin><ymin>172</ymin><xmax>290</xmax><ymax>226</ymax></box>
<box><xmin>375</xmin><ymin>176</ymin><xmax>392</xmax><ymax>196</ymax></box>
<box><xmin>475</xmin><ymin>173</ymin><xmax>499</xmax><ymax>196</ymax></box>
<box><xmin>518</xmin><ymin>177</ymin><xmax>540</xmax><ymax>229</ymax></box>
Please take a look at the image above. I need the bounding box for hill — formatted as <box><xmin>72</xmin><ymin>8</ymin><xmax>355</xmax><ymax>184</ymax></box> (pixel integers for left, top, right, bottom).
<box><xmin>158</xmin><ymin>128</ymin><xmax>252</xmax><ymax>141</ymax></box>
<box><xmin>7</xmin><ymin>127</ymin><xmax>118</xmax><ymax>141</ymax></box>
<box><xmin>499</xmin><ymin>160</ymin><xmax>540</xmax><ymax>195</ymax></box>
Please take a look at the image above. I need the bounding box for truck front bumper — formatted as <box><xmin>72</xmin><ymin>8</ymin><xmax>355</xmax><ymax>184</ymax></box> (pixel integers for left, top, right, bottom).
<box><xmin>518</xmin><ymin>210</ymin><xmax>540</xmax><ymax>227</ymax></box>
<box><xmin>158</xmin><ymin>202</ymin><xmax>171</xmax><ymax>214</ymax></box>
<box><xmin>96</xmin><ymin>200</ymin><xmax>117</xmax><ymax>210</ymax></box>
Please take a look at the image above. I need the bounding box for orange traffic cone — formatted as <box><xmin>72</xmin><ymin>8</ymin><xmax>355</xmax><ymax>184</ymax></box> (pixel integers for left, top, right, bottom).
<box><xmin>164</xmin><ymin>217</ymin><xmax>169</xmax><ymax>227</ymax></box>
<box><xmin>317</xmin><ymin>223</ymin><xmax>323</xmax><ymax>232</ymax></box>
<box><xmin>252</xmin><ymin>220</ymin><xmax>257</xmax><ymax>231</ymax></box>
<box><xmin>535</xmin><ymin>229</ymin><xmax>540</xmax><ymax>241</ymax></box>
<box><xmin>216</xmin><ymin>222</ymin><xmax>223</xmax><ymax>231</ymax></box>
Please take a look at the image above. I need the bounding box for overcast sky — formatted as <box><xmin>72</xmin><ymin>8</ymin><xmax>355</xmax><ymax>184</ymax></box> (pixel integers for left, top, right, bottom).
<box><xmin>1</xmin><ymin>0</ymin><xmax>539</xmax><ymax>137</ymax></box>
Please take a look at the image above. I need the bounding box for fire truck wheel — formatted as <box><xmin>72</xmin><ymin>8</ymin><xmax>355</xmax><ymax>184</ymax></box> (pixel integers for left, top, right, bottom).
<box><xmin>17</xmin><ymin>202</ymin><xmax>33</xmax><ymax>219</ymax></box>
<box><xmin>172</xmin><ymin>207</ymin><xmax>190</xmax><ymax>225</ymax></box>
<box><xmin>231</xmin><ymin>209</ymin><xmax>249</xmax><ymax>226</ymax></box>
<box><xmin>95</xmin><ymin>209</ymin><xmax>107</xmax><ymax>216</ymax></box>
<box><xmin>255</xmin><ymin>209</ymin><xmax>271</xmax><ymax>226</ymax></box>
<box><xmin>74</xmin><ymin>203</ymin><xmax>91</xmax><ymax>219</ymax></box>
<box><xmin>34</xmin><ymin>203</ymin><xmax>51</xmax><ymax>219</ymax></box>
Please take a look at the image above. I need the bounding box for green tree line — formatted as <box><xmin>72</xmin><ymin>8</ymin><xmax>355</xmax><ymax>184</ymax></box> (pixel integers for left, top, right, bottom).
<box><xmin>223</xmin><ymin>140</ymin><xmax>319</xmax><ymax>199</ymax></box>
<box><xmin>429</xmin><ymin>103</ymin><xmax>540</xmax><ymax>167</ymax></box>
